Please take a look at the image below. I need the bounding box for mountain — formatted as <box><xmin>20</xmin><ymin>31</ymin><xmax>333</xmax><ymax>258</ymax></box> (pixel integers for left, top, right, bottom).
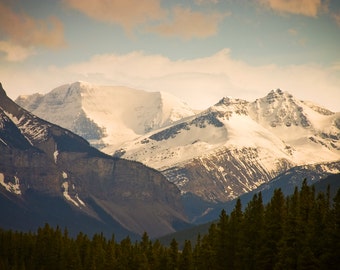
<box><xmin>116</xmin><ymin>89</ymin><xmax>340</xmax><ymax>202</ymax></box>
<box><xmin>0</xmin><ymin>83</ymin><xmax>189</xmax><ymax>239</ymax></box>
<box><xmin>17</xmin><ymin>85</ymin><xmax>340</xmax><ymax>205</ymax></box>
<box><xmin>16</xmin><ymin>81</ymin><xmax>196</xmax><ymax>150</ymax></box>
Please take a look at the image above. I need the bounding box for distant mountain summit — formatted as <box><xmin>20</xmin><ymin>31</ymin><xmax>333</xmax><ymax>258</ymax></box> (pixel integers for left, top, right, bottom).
<box><xmin>0</xmin><ymin>83</ymin><xmax>188</xmax><ymax>238</ymax></box>
<box><xmin>117</xmin><ymin>89</ymin><xmax>340</xmax><ymax>202</ymax></box>
<box><xmin>16</xmin><ymin>81</ymin><xmax>196</xmax><ymax>150</ymax></box>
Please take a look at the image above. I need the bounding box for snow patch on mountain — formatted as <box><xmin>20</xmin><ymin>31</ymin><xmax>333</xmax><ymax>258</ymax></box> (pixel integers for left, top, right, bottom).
<box><xmin>61</xmin><ymin>181</ymin><xmax>85</xmax><ymax>207</ymax></box>
<box><xmin>0</xmin><ymin>173</ymin><xmax>21</xmax><ymax>195</ymax></box>
<box><xmin>5</xmin><ymin>111</ymin><xmax>49</xmax><ymax>145</ymax></box>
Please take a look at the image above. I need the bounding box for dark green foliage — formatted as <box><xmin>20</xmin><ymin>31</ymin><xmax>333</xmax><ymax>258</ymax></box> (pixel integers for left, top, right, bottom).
<box><xmin>0</xmin><ymin>182</ymin><xmax>339</xmax><ymax>269</ymax></box>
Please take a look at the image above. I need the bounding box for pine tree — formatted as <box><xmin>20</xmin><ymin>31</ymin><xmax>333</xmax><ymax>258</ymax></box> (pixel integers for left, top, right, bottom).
<box><xmin>258</xmin><ymin>189</ymin><xmax>286</xmax><ymax>269</ymax></box>
<box><xmin>239</xmin><ymin>193</ymin><xmax>264</xmax><ymax>270</ymax></box>
<box><xmin>169</xmin><ymin>238</ymin><xmax>179</xmax><ymax>270</ymax></box>
<box><xmin>195</xmin><ymin>224</ymin><xmax>218</xmax><ymax>270</ymax></box>
<box><xmin>275</xmin><ymin>187</ymin><xmax>300</xmax><ymax>270</ymax></box>
<box><xmin>216</xmin><ymin>209</ymin><xmax>229</xmax><ymax>269</ymax></box>
<box><xmin>326</xmin><ymin>188</ymin><xmax>340</xmax><ymax>269</ymax></box>
<box><xmin>179</xmin><ymin>240</ymin><xmax>193</xmax><ymax>270</ymax></box>
<box><xmin>116</xmin><ymin>236</ymin><xmax>133</xmax><ymax>270</ymax></box>
<box><xmin>227</xmin><ymin>198</ymin><xmax>243</xmax><ymax>270</ymax></box>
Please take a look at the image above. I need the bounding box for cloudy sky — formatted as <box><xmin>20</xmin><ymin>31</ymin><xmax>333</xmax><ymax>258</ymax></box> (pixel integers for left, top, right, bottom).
<box><xmin>1</xmin><ymin>0</ymin><xmax>339</xmax><ymax>110</ymax></box>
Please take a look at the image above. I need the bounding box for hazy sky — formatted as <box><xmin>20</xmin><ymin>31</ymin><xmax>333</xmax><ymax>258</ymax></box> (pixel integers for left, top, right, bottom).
<box><xmin>1</xmin><ymin>0</ymin><xmax>339</xmax><ymax>110</ymax></box>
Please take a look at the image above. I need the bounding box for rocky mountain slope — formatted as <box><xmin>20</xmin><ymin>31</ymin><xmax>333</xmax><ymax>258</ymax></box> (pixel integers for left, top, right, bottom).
<box><xmin>16</xmin><ymin>81</ymin><xmax>195</xmax><ymax>150</ymax></box>
<box><xmin>0</xmin><ymin>83</ymin><xmax>188</xmax><ymax>238</ymax></box>
<box><xmin>116</xmin><ymin>89</ymin><xmax>340</xmax><ymax>202</ymax></box>
<box><xmin>193</xmin><ymin>161</ymin><xmax>340</xmax><ymax>224</ymax></box>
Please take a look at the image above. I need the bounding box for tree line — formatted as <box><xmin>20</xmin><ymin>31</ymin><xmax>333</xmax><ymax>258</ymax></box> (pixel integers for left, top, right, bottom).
<box><xmin>0</xmin><ymin>179</ymin><xmax>339</xmax><ymax>269</ymax></box>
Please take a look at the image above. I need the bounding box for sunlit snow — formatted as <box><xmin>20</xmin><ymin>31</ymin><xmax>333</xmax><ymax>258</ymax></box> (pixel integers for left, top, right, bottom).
<box><xmin>54</xmin><ymin>150</ymin><xmax>59</xmax><ymax>164</ymax></box>
<box><xmin>120</xmin><ymin>90</ymin><xmax>339</xmax><ymax>178</ymax></box>
<box><xmin>62</xmin><ymin>181</ymin><xmax>79</xmax><ymax>207</ymax></box>
<box><xmin>0</xmin><ymin>173</ymin><xmax>21</xmax><ymax>195</ymax></box>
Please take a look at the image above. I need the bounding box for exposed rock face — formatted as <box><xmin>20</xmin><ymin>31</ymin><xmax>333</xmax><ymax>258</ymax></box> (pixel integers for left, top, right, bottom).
<box><xmin>163</xmin><ymin>147</ymin><xmax>293</xmax><ymax>202</ymax></box>
<box><xmin>0</xmin><ymin>83</ymin><xmax>188</xmax><ymax>238</ymax></box>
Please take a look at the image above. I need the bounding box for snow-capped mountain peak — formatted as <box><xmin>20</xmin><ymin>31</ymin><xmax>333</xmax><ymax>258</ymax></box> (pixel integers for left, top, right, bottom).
<box><xmin>249</xmin><ymin>88</ymin><xmax>311</xmax><ymax>128</ymax></box>
<box><xmin>16</xmin><ymin>82</ymin><xmax>197</xmax><ymax>150</ymax></box>
<box><xmin>212</xmin><ymin>96</ymin><xmax>249</xmax><ymax>117</ymax></box>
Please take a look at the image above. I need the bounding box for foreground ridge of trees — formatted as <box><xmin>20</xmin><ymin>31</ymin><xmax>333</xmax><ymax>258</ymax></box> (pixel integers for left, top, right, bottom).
<box><xmin>1</xmin><ymin>180</ymin><xmax>340</xmax><ymax>270</ymax></box>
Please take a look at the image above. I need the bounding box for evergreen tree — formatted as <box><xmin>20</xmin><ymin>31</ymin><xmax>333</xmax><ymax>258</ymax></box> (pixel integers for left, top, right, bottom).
<box><xmin>258</xmin><ymin>188</ymin><xmax>286</xmax><ymax>269</ymax></box>
<box><xmin>227</xmin><ymin>198</ymin><xmax>243</xmax><ymax>270</ymax></box>
<box><xmin>239</xmin><ymin>193</ymin><xmax>264</xmax><ymax>270</ymax></box>
<box><xmin>179</xmin><ymin>240</ymin><xmax>193</xmax><ymax>270</ymax></box>
<box><xmin>168</xmin><ymin>238</ymin><xmax>179</xmax><ymax>270</ymax></box>
<box><xmin>0</xmin><ymin>182</ymin><xmax>339</xmax><ymax>270</ymax></box>
<box><xmin>215</xmin><ymin>209</ymin><xmax>229</xmax><ymax>269</ymax></box>
<box><xmin>198</xmin><ymin>223</ymin><xmax>218</xmax><ymax>270</ymax></box>
<box><xmin>275</xmin><ymin>187</ymin><xmax>300</xmax><ymax>270</ymax></box>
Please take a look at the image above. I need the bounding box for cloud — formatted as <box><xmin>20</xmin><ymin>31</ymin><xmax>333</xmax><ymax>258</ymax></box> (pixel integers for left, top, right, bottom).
<box><xmin>332</xmin><ymin>12</ymin><xmax>340</xmax><ymax>27</ymax></box>
<box><xmin>257</xmin><ymin>0</ymin><xmax>326</xmax><ymax>17</ymax></box>
<box><xmin>148</xmin><ymin>6</ymin><xmax>228</xmax><ymax>39</ymax></box>
<box><xmin>3</xmin><ymin>49</ymin><xmax>340</xmax><ymax>111</ymax></box>
<box><xmin>287</xmin><ymin>28</ymin><xmax>307</xmax><ymax>46</ymax></box>
<box><xmin>0</xmin><ymin>2</ymin><xmax>65</xmax><ymax>61</ymax></box>
<box><xmin>0</xmin><ymin>2</ymin><xmax>65</xmax><ymax>49</ymax></box>
<box><xmin>195</xmin><ymin>0</ymin><xmax>219</xmax><ymax>5</ymax></box>
<box><xmin>64</xmin><ymin>0</ymin><xmax>166</xmax><ymax>32</ymax></box>
<box><xmin>64</xmin><ymin>0</ymin><xmax>227</xmax><ymax>39</ymax></box>
<box><xmin>0</xmin><ymin>41</ymin><xmax>35</xmax><ymax>62</ymax></box>
<box><xmin>288</xmin><ymin>28</ymin><xmax>298</xmax><ymax>36</ymax></box>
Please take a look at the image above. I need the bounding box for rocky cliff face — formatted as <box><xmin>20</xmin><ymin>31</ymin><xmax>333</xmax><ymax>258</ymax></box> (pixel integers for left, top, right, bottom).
<box><xmin>162</xmin><ymin>147</ymin><xmax>293</xmax><ymax>202</ymax></box>
<box><xmin>0</xmin><ymin>83</ymin><xmax>188</xmax><ymax>238</ymax></box>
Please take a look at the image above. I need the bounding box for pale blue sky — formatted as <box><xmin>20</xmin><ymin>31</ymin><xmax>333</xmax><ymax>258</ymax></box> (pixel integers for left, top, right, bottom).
<box><xmin>1</xmin><ymin>0</ymin><xmax>339</xmax><ymax>110</ymax></box>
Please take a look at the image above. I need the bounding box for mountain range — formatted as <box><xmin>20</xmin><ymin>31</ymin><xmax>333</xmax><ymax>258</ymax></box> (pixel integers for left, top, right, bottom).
<box><xmin>0</xmin><ymin>83</ymin><xmax>188</xmax><ymax>239</ymax></box>
<box><xmin>16</xmin><ymin>82</ymin><xmax>339</xmax><ymax>204</ymax></box>
<box><xmin>6</xmin><ymin>81</ymin><xmax>340</xmax><ymax>234</ymax></box>
<box><xmin>120</xmin><ymin>89</ymin><xmax>339</xmax><ymax>202</ymax></box>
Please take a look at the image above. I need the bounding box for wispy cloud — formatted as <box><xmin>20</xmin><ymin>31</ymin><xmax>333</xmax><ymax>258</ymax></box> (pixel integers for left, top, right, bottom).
<box><xmin>195</xmin><ymin>0</ymin><xmax>219</xmax><ymax>5</ymax></box>
<box><xmin>64</xmin><ymin>0</ymin><xmax>166</xmax><ymax>33</ymax></box>
<box><xmin>148</xmin><ymin>6</ymin><xmax>228</xmax><ymax>39</ymax></box>
<box><xmin>288</xmin><ymin>28</ymin><xmax>298</xmax><ymax>36</ymax></box>
<box><xmin>332</xmin><ymin>12</ymin><xmax>340</xmax><ymax>27</ymax></box>
<box><xmin>257</xmin><ymin>0</ymin><xmax>326</xmax><ymax>17</ymax></box>
<box><xmin>0</xmin><ymin>2</ymin><xmax>65</xmax><ymax>61</ymax></box>
<box><xmin>63</xmin><ymin>0</ymin><xmax>227</xmax><ymax>39</ymax></box>
<box><xmin>287</xmin><ymin>28</ymin><xmax>307</xmax><ymax>46</ymax></box>
<box><xmin>0</xmin><ymin>41</ymin><xmax>35</xmax><ymax>62</ymax></box>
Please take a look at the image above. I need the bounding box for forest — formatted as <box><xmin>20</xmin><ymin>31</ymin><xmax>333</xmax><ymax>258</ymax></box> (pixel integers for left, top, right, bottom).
<box><xmin>0</xmin><ymin>180</ymin><xmax>339</xmax><ymax>270</ymax></box>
